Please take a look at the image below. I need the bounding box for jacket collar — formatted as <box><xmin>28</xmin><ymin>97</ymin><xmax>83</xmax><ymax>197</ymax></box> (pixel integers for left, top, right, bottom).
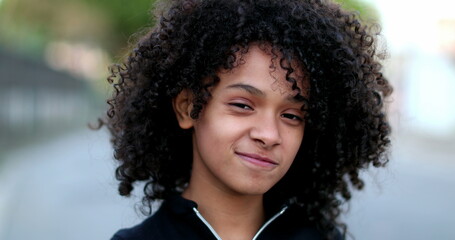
<box><xmin>165</xmin><ymin>194</ymin><xmax>199</xmax><ymax>215</ymax></box>
<box><xmin>164</xmin><ymin>193</ymin><xmax>291</xmax><ymax>217</ymax></box>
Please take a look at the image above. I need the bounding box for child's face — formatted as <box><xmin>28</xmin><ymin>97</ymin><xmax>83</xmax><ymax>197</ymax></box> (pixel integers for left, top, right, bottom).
<box><xmin>187</xmin><ymin>46</ymin><xmax>306</xmax><ymax>196</ymax></box>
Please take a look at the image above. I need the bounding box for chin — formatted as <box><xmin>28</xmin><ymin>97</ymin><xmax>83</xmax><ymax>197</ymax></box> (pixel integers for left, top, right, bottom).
<box><xmin>234</xmin><ymin>183</ymin><xmax>274</xmax><ymax>196</ymax></box>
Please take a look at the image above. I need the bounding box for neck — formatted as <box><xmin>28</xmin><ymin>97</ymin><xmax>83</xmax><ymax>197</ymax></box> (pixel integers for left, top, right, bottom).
<box><xmin>182</xmin><ymin>181</ymin><xmax>265</xmax><ymax>240</ymax></box>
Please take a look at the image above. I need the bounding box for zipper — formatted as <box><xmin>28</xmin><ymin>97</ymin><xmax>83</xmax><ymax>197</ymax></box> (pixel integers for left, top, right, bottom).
<box><xmin>192</xmin><ymin>205</ymin><xmax>288</xmax><ymax>240</ymax></box>
<box><xmin>193</xmin><ymin>207</ymin><xmax>223</xmax><ymax>240</ymax></box>
<box><xmin>252</xmin><ymin>206</ymin><xmax>288</xmax><ymax>240</ymax></box>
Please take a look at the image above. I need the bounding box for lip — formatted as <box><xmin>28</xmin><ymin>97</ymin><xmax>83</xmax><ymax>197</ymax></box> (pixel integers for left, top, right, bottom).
<box><xmin>236</xmin><ymin>152</ymin><xmax>278</xmax><ymax>169</ymax></box>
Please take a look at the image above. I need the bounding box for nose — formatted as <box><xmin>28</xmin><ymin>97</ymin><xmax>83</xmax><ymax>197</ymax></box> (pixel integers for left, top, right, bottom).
<box><xmin>249</xmin><ymin>114</ymin><xmax>282</xmax><ymax>148</ymax></box>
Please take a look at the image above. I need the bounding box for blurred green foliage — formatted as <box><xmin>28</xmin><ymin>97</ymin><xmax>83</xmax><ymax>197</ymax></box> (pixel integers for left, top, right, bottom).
<box><xmin>335</xmin><ymin>0</ymin><xmax>379</xmax><ymax>22</ymax></box>
<box><xmin>80</xmin><ymin>0</ymin><xmax>155</xmax><ymax>55</ymax></box>
<box><xmin>0</xmin><ymin>0</ymin><xmax>378</xmax><ymax>59</ymax></box>
<box><xmin>0</xmin><ymin>0</ymin><xmax>155</xmax><ymax>58</ymax></box>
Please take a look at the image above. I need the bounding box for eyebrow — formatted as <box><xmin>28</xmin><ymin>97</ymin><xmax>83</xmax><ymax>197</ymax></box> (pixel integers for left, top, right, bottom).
<box><xmin>226</xmin><ymin>83</ymin><xmax>265</xmax><ymax>97</ymax></box>
<box><xmin>226</xmin><ymin>83</ymin><xmax>306</xmax><ymax>104</ymax></box>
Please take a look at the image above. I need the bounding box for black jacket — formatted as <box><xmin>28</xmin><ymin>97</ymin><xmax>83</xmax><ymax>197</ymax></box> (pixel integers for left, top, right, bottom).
<box><xmin>111</xmin><ymin>195</ymin><xmax>342</xmax><ymax>240</ymax></box>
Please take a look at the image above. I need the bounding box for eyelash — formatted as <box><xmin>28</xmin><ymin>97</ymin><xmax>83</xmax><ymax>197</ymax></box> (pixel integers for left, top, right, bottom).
<box><xmin>229</xmin><ymin>102</ymin><xmax>253</xmax><ymax>111</ymax></box>
<box><xmin>281</xmin><ymin>113</ymin><xmax>303</xmax><ymax>122</ymax></box>
<box><xmin>229</xmin><ymin>102</ymin><xmax>303</xmax><ymax>122</ymax></box>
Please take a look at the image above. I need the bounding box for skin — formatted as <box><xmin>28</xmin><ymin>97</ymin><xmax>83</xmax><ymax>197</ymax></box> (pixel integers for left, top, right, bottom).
<box><xmin>173</xmin><ymin>45</ymin><xmax>307</xmax><ymax>240</ymax></box>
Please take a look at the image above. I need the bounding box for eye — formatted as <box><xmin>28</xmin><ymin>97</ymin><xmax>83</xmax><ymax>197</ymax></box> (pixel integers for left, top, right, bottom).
<box><xmin>281</xmin><ymin>113</ymin><xmax>303</xmax><ymax>122</ymax></box>
<box><xmin>229</xmin><ymin>102</ymin><xmax>254</xmax><ymax>111</ymax></box>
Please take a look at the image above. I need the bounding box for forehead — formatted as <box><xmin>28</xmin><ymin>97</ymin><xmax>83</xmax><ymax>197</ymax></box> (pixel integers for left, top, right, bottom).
<box><xmin>218</xmin><ymin>44</ymin><xmax>308</xmax><ymax>96</ymax></box>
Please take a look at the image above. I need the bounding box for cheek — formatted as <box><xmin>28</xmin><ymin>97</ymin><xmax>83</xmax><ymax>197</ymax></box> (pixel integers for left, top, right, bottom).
<box><xmin>194</xmin><ymin>115</ymin><xmax>238</xmax><ymax>155</ymax></box>
<box><xmin>293</xmin><ymin>132</ymin><xmax>304</xmax><ymax>153</ymax></box>
<box><xmin>285</xmin><ymin>127</ymin><xmax>304</xmax><ymax>152</ymax></box>
<box><xmin>281</xmin><ymin>129</ymin><xmax>304</xmax><ymax>171</ymax></box>
<box><xmin>198</xmin><ymin>110</ymin><xmax>246</xmax><ymax>138</ymax></box>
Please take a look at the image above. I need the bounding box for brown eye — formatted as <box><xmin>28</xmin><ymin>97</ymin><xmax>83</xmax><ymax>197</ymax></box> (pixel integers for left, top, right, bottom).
<box><xmin>229</xmin><ymin>103</ymin><xmax>253</xmax><ymax>111</ymax></box>
<box><xmin>281</xmin><ymin>113</ymin><xmax>303</xmax><ymax>122</ymax></box>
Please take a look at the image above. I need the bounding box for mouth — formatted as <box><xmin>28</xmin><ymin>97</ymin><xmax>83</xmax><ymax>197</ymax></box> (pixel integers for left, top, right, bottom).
<box><xmin>235</xmin><ymin>152</ymin><xmax>278</xmax><ymax>169</ymax></box>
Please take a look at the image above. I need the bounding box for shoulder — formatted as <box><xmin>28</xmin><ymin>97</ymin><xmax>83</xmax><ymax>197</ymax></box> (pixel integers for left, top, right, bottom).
<box><xmin>111</xmin><ymin>215</ymin><xmax>160</xmax><ymax>240</ymax></box>
<box><xmin>110</xmin><ymin>204</ymin><xmax>170</xmax><ymax>240</ymax></box>
<box><xmin>264</xmin><ymin>222</ymin><xmax>343</xmax><ymax>240</ymax></box>
<box><xmin>263</xmin><ymin>204</ymin><xmax>344</xmax><ymax>240</ymax></box>
<box><xmin>110</xmin><ymin>196</ymin><xmax>199</xmax><ymax>240</ymax></box>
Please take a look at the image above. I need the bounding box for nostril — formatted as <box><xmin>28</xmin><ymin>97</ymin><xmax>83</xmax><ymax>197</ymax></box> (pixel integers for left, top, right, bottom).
<box><xmin>250</xmin><ymin>124</ymin><xmax>282</xmax><ymax>148</ymax></box>
<box><xmin>255</xmin><ymin>138</ymin><xmax>267</xmax><ymax>148</ymax></box>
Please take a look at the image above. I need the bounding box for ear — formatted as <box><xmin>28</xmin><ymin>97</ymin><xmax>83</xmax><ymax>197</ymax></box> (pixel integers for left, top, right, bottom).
<box><xmin>172</xmin><ymin>89</ymin><xmax>194</xmax><ymax>129</ymax></box>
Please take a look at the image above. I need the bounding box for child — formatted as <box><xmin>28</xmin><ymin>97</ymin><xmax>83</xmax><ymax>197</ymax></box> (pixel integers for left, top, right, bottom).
<box><xmin>105</xmin><ymin>0</ymin><xmax>392</xmax><ymax>239</ymax></box>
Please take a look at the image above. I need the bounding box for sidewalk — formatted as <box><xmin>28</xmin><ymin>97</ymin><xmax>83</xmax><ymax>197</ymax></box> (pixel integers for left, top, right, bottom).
<box><xmin>0</xmin><ymin>129</ymin><xmax>143</xmax><ymax>240</ymax></box>
<box><xmin>344</xmin><ymin>130</ymin><xmax>455</xmax><ymax>239</ymax></box>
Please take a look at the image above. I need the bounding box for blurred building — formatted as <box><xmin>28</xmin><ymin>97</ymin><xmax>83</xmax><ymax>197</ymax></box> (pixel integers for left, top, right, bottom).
<box><xmin>0</xmin><ymin>48</ymin><xmax>96</xmax><ymax>153</ymax></box>
<box><xmin>378</xmin><ymin>1</ymin><xmax>455</xmax><ymax>138</ymax></box>
<box><xmin>438</xmin><ymin>19</ymin><xmax>455</xmax><ymax>60</ymax></box>
<box><xmin>402</xmin><ymin>16</ymin><xmax>455</xmax><ymax>137</ymax></box>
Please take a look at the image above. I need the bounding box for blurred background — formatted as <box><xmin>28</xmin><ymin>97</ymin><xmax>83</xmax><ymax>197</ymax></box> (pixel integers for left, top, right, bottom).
<box><xmin>0</xmin><ymin>0</ymin><xmax>454</xmax><ymax>239</ymax></box>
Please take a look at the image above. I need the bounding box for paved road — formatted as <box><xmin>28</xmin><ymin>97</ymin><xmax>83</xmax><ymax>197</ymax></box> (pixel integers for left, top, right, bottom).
<box><xmin>0</xmin><ymin>128</ymin><xmax>454</xmax><ymax>240</ymax></box>
<box><xmin>344</xmin><ymin>131</ymin><xmax>455</xmax><ymax>240</ymax></box>
<box><xmin>0</xmin><ymin>129</ymin><xmax>143</xmax><ymax>240</ymax></box>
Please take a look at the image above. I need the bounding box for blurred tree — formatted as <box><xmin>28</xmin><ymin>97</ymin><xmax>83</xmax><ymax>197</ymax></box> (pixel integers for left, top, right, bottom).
<box><xmin>335</xmin><ymin>0</ymin><xmax>380</xmax><ymax>23</ymax></box>
<box><xmin>79</xmin><ymin>0</ymin><xmax>155</xmax><ymax>55</ymax></box>
<box><xmin>0</xmin><ymin>0</ymin><xmax>154</xmax><ymax>57</ymax></box>
<box><xmin>0</xmin><ymin>0</ymin><xmax>378</xmax><ymax>58</ymax></box>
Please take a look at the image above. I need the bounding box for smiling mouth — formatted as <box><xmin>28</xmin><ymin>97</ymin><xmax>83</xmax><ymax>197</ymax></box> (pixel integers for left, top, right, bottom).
<box><xmin>236</xmin><ymin>152</ymin><xmax>278</xmax><ymax>169</ymax></box>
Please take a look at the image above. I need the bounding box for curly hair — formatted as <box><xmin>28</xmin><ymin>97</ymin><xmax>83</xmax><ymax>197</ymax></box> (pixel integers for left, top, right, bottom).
<box><xmin>104</xmin><ymin>0</ymin><xmax>392</xmax><ymax>238</ymax></box>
